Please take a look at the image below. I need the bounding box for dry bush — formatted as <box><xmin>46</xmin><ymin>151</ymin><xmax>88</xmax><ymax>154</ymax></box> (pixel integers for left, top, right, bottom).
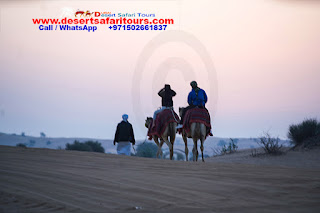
<box><xmin>258</xmin><ymin>133</ymin><xmax>283</xmax><ymax>155</ymax></box>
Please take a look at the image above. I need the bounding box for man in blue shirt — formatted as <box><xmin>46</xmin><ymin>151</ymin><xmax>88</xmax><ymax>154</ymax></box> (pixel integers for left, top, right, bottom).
<box><xmin>177</xmin><ymin>81</ymin><xmax>208</xmax><ymax>128</ymax></box>
<box><xmin>188</xmin><ymin>81</ymin><xmax>207</xmax><ymax>107</ymax></box>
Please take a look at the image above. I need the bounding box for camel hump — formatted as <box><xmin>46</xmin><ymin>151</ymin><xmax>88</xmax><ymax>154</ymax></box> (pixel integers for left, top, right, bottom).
<box><xmin>147</xmin><ymin>109</ymin><xmax>179</xmax><ymax>138</ymax></box>
<box><xmin>181</xmin><ymin>107</ymin><xmax>212</xmax><ymax>138</ymax></box>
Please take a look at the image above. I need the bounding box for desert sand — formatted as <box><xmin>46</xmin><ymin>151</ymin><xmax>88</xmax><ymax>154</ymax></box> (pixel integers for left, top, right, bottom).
<box><xmin>0</xmin><ymin>145</ymin><xmax>320</xmax><ymax>213</ymax></box>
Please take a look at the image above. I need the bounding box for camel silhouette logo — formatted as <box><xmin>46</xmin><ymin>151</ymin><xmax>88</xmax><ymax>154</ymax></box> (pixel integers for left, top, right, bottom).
<box><xmin>75</xmin><ymin>10</ymin><xmax>93</xmax><ymax>17</ymax></box>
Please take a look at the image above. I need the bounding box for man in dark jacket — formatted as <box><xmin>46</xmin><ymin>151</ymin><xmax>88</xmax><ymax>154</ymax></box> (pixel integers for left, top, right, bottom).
<box><xmin>114</xmin><ymin>114</ymin><xmax>135</xmax><ymax>155</ymax></box>
<box><xmin>153</xmin><ymin>84</ymin><xmax>176</xmax><ymax>125</ymax></box>
<box><xmin>158</xmin><ymin>84</ymin><xmax>176</xmax><ymax>107</ymax></box>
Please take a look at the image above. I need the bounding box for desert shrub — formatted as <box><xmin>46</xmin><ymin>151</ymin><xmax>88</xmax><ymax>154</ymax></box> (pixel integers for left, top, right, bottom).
<box><xmin>135</xmin><ymin>142</ymin><xmax>158</xmax><ymax>158</ymax></box>
<box><xmin>221</xmin><ymin>138</ymin><xmax>238</xmax><ymax>155</ymax></box>
<box><xmin>302</xmin><ymin>134</ymin><xmax>320</xmax><ymax>148</ymax></box>
<box><xmin>258</xmin><ymin>133</ymin><xmax>283</xmax><ymax>155</ymax></box>
<box><xmin>16</xmin><ymin>143</ymin><xmax>27</xmax><ymax>148</ymax></box>
<box><xmin>288</xmin><ymin>118</ymin><xmax>320</xmax><ymax>147</ymax></box>
<box><xmin>46</xmin><ymin>141</ymin><xmax>51</xmax><ymax>145</ymax></box>
<box><xmin>175</xmin><ymin>152</ymin><xmax>185</xmax><ymax>161</ymax></box>
<box><xmin>85</xmin><ymin>141</ymin><xmax>105</xmax><ymax>153</ymax></box>
<box><xmin>231</xmin><ymin>138</ymin><xmax>239</xmax><ymax>144</ymax></box>
<box><xmin>65</xmin><ymin>140</ymin><xmax>105</xmax><ymax>153</ymax></box>
<box><xmin>29</xmin><ymin>140</ymin><xmax>36</xmax><ymax>147</ymax></box>
<box><xmin>21</xmin><ymin>132</ymin><xmax>25</xmax><ymax>137</ymax></box>
<box><xmin>188</xmin><ymin>152</ymin><xmax>195</xmax><ymax>161</ymax></box>
<box><xmin>40</xmin><ymin>132</ymin><xmax>46</xmax><ymax>138</ymax></box>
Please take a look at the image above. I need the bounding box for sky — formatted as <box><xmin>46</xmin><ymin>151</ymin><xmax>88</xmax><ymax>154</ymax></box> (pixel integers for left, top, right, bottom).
<box><xmin>0</xmin><ymin>0</ymin><xmax>319</xmax><ymax>140</ymax></box>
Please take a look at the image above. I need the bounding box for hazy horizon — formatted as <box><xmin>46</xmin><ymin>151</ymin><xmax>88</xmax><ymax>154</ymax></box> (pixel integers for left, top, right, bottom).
<box><xmin>0</xmin><ymin>0</ymin><xmax>319</xmax><ymax>140</ymax></box>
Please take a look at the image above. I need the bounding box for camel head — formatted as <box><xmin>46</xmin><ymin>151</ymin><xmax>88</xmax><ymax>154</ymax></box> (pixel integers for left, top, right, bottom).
<box><xmin>179</xmin><ymin>107</ymin><xmax>185</xmax><ymax>118</ymax></box>
<box><xmin>145</xmin><ymin>117</ymin><xmax>153</xmax><ymax>128</ymax></box>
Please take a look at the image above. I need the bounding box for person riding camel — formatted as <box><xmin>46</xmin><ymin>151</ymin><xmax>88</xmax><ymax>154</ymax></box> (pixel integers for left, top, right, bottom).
<box><xmin>152</xmin><ymin>84</ymin><xmax>176</xmax><ymax>126</ymax></box>
<box><xmin>177</xmin><ymin>81</ymin><xmax>207</xmax><ymax>129</ymax></box>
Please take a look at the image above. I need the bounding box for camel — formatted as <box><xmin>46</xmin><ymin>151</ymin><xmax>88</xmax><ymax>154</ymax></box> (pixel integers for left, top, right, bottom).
<box><xmin>179</xmin><ymin>107</ymin><xmax>207</xmax><ymax>162</ymax></box>
<box><xmin>85</xmin><ymin>10</ymin><xmax>93</xmax><ymax>17</ymax></box>
<box><xmin>75</xmin><ymin>10</ymin><xmax>85</xmax><ymax>17</ymax></box>
<box><xmin>145</xmin><ymin>117</ymin><xmax>177</xmax><ymax>160</ymax></box>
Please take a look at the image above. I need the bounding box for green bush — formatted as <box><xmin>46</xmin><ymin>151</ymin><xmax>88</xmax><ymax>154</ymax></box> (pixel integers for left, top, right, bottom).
<box><xmin>135</xmin><ymin>142</ymin><xmax>158</xmax><ymax>158</ymax></box>
<box><xmin>16</xmin><ymin>143</ymin><xmax>27</xmax><ymax>148</ymax></box>
<box><xmin>175</xmin><ymin>152</ymin><xmax>185</xmax><ymax>161</ymax></box>
<box><xmin>29</xmin><ymin>140</ymin><xmax>36</xmax><ymax>147</ymax></box>
<box><xmin>65</xmin><ymin>140</ymin><xmax>105</xmax><ymax>153</ymax></box>
<box><xmin>288</xmin><ymin>118</ymin><xmax>320</xmax><ymax>147</ymax></box>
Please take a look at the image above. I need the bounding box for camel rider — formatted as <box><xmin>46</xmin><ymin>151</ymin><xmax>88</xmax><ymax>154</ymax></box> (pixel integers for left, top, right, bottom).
<box><xmin>177</xmin><ymin>81</ymin><xmax>207</xmax><ymax>129</ymax></box>
<box><xmin>114</xmin><ymin>114</ymin><xmax>135</xmax><ymax>156</ymax></box>
<box><xmin>153</xmin><ymin>84</ymin><xmax>176</xmax><ymax>126</ymax></box>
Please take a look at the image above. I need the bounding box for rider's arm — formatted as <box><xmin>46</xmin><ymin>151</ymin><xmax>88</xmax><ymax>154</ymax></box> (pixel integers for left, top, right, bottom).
<box><xmin>158</xmin><ymin>88</ymin><xmax>165</xmax><ymax>97</ymax></box>
<box><xmin>187</xmin><ymin>91</ymin><xmax>193</xmax><ymax>105</ymax></box>
<box><xmin>203</xmin><ymin>90</ymin><xmax>208</xmax><ymax>104</ymax></box>
<box><xmin>130</xmin><ymin>124</ymin><xmax>135</xmax><ymax>145</ymax></box>
<box><xmin>171</xmin><ymin>90</ymin><xmax>176</xmax><ymax>97</ymax></box>
<box><xmin>114</xmin><ymin>124</ymin><xmax>119</xmax><ymax>144</ymax></box>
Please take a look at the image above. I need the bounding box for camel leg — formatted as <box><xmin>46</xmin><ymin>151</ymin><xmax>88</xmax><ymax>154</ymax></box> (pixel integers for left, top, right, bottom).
<box><xmin>192</xmin><ymin>139</ymin><xmax>199</xmax><ymax>161</ymax></box>
<box><xmin>200</xmin><ymin>139</ymin><xmax>205</xmax><ymax>162</ymax></box>
<box><xmin>182</xmin><ymin>134</ymin><xmax>188</xmax><ymax>161</ymax></box>
<box><xmin>159</xmin><ymin>139</ymin><xmax>164</xmax><ymax>159</ymax></box>
<box><xmin>190</xmin><ymin>123</ymin><xmax>199</xmax><ymax>161</ymax></box>
<box><xmin>192</xmin><ymin>139</ymin><xmax>198</xmax><ymax>162</ymax></box>
<box><xmin>196</xmin><ymin>146</ymin><xmax>199</xmax><ymax>161</ymax></box>
<box><xmin>162</xmin><ymin>135</ymin><xmax>173</xmax><ymax>160</ymax></box>
<box><xmin>153</xmin><ymin>136</ymin><xmax>161</xmax><ymax>159</ymax></box>
<box><xmin>169</xmin><ymin>127</ymin><xmax>176</xmax><ymax>160</ymax></box>
<box><xmin>161</xmin><ymin>126</ymin><xmax>173</xmax><ymax>160</ymax></box>
<box><xmin>200</xmin><ymin>124</ymin><xmax>206</xmax><ymax>162</ymax></box>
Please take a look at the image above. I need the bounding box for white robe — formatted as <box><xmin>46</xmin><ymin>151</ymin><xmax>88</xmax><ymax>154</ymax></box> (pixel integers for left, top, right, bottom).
<box><xmin>117</xmin><ymin>142</ymin><xmax>131</xmax><ymax>156</ymax></box>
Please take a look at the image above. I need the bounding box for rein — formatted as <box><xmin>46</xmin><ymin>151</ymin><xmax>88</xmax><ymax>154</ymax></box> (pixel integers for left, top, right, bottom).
<box><xmin>170</xmin><ymin>108</ymin><xmax>180</xmax><ymax>123</ymax></box>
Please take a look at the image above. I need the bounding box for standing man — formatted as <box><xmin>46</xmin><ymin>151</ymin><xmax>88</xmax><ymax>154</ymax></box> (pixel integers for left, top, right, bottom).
<box><xmin>177</xmin><ymin>81</ymin><xmax>208</xmax><ymax>128</ymax></box>
<box><xmin>114</xmin><ymin>114</ymin><xmax>135</xmax><ymax>156</ymax></box>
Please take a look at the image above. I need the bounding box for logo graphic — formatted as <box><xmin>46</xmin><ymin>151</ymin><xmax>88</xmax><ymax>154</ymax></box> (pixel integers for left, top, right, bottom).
<box><xmin>75</xmin><ymin>10</ymin><xmax>85</xmax><ymax>17</ymax></box>
<box><xmin>75</xmin><ymin>10</ymin><xmax>93</xmax><ymax>18</ymax></box>
<box><xmin>132</xmin><ymin>30</ymin><xmax>218</xmax><ymax>134</ymax></box>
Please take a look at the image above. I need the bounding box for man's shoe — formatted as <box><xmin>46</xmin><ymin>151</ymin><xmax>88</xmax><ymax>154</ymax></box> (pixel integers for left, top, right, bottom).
<box><xmin>176</xmin><ymin>124</ymin><xmax>183</xmax><ymax>129</ymax></box>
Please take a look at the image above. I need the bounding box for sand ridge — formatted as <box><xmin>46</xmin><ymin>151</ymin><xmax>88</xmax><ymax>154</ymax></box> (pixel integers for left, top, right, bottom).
<box><xmin>0</xmin><ymin>145</ymin><xmax>320</xmax><ymax>213</ymax></box>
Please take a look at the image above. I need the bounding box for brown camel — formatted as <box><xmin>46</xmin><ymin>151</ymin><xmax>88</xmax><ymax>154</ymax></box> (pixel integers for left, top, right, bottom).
<box><xmin>179</xmin><ymin>107</ymin><xmax>207</xmax><ymax>162</ymax></box>
<box><xmin>145</xmin><ymin>117</ymin><xmax>177</xmax><ymax>160</ymax></box>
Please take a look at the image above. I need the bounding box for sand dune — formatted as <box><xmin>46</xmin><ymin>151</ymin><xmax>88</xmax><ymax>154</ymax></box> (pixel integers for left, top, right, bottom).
<box><xmin>0</xmin><ymin>146</ymin><xmax>320</xmax><ymax>213</ymax></box>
